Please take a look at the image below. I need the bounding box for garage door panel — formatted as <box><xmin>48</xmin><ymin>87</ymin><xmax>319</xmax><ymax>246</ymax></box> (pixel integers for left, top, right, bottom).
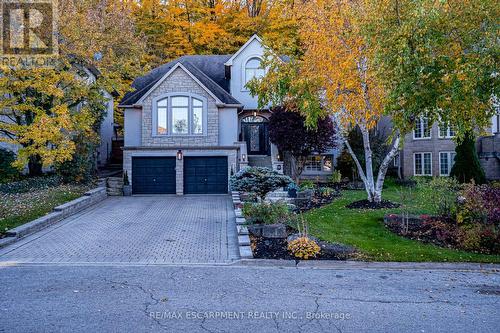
<box><xmin>184</xmin><ymin>157</ymin><xmax>228</xmax><ymax>194</ymax></box>
<box><xmin>132</xmin><ymin>157</ymin><xmax>176</xmax><ymax>194</ymax></box>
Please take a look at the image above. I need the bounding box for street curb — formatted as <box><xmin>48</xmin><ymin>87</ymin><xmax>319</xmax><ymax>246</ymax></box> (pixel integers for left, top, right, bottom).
<box><xmin>0</xmin><ymin>187</ymin><xmax>107</xmax><ymax>249</ymax></box>
<box><xmin>232</xmin><ymin>191</ymin><xmax>254</xmax><ymax>259</ymax></box>
<box><xmin>235</xmin><ymin>259</ymin><xmax>500</xmax><ymax>271</ymax></box>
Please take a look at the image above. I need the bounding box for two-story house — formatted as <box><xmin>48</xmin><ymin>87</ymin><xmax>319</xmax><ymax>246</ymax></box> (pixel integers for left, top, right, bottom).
<box><xmin>120</xmin><ymin>35</ymin><xmax>337</xmax><ymax>195</ymax></box>
<box><xmin>397</xmin><ymin>116</ymin><xmax>500</xmax><ymax>180</ymax></box>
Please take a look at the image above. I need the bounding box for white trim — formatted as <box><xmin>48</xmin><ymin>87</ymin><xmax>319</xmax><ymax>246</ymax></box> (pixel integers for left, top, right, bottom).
<box><xmin>437</xmin><ymin>124</ymin><xmax>456</xmax><ymax>139</ymax></box>
<box><xmin>413</xmin><ymin>152</ymin><xmax>433</xmax><ymax>176</ymax></box>
<box><xmin>152</xmin><ymin>93</ymin><xmax>208</xmax><ymax>137</ymax></box>
<box><xmin>241</xmin><ymin>55</ymin><xmax>265</xmax><ymax>92</ymax></box>
<box><xmin>439</xmin><ymin>151</ymin><xmax>456</xmax><ymax>176</ymax></box>
<box><xmin>224</xmin><ymin>35</ymin><xmax>263</xmax><ymax>66</ymax></box>
<box><xmin>412</xmin><ymin>117</ymin><xmax>431</xmax><ymax>140</ymax></box>
<box><xmin>136</xmin><ymin>62</ymin><xmax>222</xmax><ymax>105</ymax></box>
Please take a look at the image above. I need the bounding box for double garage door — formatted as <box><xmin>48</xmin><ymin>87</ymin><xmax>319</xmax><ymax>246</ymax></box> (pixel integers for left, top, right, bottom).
<box><xmin>132</xmin><ymin>156</ymin><xmax>228</xmax><ymax>194</ymax></box>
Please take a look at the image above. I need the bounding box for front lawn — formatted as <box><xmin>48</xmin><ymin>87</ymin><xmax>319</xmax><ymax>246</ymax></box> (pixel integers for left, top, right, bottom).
<box><xmin>0</xmin><ymin>184</ymin><xmax>92</xmax><ymax>236</ymax></box>
<box><xmin>304</xmin><ymin>183</ymin><xmax>500</xmax><ymax>263</ymax></box>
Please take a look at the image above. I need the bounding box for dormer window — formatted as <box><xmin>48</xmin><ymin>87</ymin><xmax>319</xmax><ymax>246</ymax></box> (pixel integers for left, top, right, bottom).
<box><xmin>244</xmin><ymin>57</ymin><xmax>265</xmax><ymax>87</ymax></box>
<box><xmin>153</xmin><ymin>94</ymin><xmax>206</xmax><ymax>136</ymax></box>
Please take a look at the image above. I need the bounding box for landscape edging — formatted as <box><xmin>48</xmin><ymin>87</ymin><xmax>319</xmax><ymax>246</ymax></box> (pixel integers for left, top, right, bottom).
<box><xmin>232</xmin><ymin>191</ymin><xmax>253</xmax><ymax>259</ymax></box>
<box><xmin>0</xmin><ymin>187</ymin><xmax>107</xmax><ymax>248</ymax></box>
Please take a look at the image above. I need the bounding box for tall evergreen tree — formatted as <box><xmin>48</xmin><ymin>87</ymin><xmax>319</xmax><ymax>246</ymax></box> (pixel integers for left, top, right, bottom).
<box><xmin>450</xmin><ymin>131</ymin><xmax>486</xmax><ymax>184</ymax></box>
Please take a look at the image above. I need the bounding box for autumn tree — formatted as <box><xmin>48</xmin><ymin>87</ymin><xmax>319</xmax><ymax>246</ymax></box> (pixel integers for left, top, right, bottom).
<box><xmin>250</xmin><ymin>0</ymin><xmax>400</xmax><ymax>203</ymax></box>
<box><xmin>268</xmin><ymin>107</ymin><xmax>336</xmax><ymax>182</ymax></box>
<box><xmin>59</xmin><ymin>0</ymin><xmax>148</xmax><ymax>125</ymax></box>
<box><xmin>0</xmin><ymin>63</ymin><xmax>106</xmax><ymax>176</ymax></box>
<box><xmin>364</xmin><ymin>0</ymin><xmax>499</xmax><ymax>140</ymax></box>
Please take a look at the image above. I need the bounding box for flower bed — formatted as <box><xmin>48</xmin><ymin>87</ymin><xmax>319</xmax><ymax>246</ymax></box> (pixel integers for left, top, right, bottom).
<box><xmin>384</xmin><ymin>182</ymin><xmax>500</xmax><ymax>255</ymax></box>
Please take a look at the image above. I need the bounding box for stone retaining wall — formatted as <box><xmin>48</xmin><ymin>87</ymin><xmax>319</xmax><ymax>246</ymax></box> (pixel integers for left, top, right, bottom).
<box><xmin>0</xmin><ymin>187</ymin><xmax>107</xmax><ymax>249</ymax></box>
<box><xmin>231</xmin><ymin>191</ymin><xmax>253</xmax><ymax>259</ymax></box>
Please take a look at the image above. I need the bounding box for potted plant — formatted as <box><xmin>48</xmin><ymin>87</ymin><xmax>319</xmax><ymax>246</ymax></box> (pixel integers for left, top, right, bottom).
<box><xmin>287</xmin><ymin>183</ymin><xmax>299</xmax><ymax>198</ymax></box>
<box><xmin>123</xmin><ymin>171</ymin><xmax>132</xmax><ymax>196</ymax></box>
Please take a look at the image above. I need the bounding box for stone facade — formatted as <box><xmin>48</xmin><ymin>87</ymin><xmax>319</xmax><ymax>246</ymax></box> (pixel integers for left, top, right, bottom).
<box><xmin>401</xmin><ymin>123</ymin><xmax>456</xmax><ymax>178</ymax></box>
<box><xmin>401</xmin><ymin>124</ymin><xmax>500</xmax><ymax>180</ymax></box>
<box><xmin>140</xmin><ymin>67</ymin><xmax>219</xmax><ymax>147</ymax></box>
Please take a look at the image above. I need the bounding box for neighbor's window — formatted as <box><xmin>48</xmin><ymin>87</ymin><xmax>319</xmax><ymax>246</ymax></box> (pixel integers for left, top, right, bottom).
<box><xmin>439</xmin><ymin>151</ymin><xmax>456</xmax><ymax>176</ymax></box>
<box><xmin>155</xmin><ymin>95</ymin><xmax>205</xmax><ymax>136</ymax></box>
<box><xmin>413</xmin><ymin>117</ymin><xmax>431</xmax><ymax>139</ymax></box>
<box><xmin>304</xmin><ymin>155</ymin><xmax>333</xmax><ymax>173</ymax></box>
<box><xmin>414</xmin><ymin>152</ymin><xmax>432</xmax><ymax>176</ymax></box>
<box><xmin>438</xmin><ymin>123</ymin><xmax>456</xmax><ymax>138</ymax></box>
<box><xmin>244</xmin><ymin>57</ymin><xmax>265</xmax><ymax>87</ymax></box>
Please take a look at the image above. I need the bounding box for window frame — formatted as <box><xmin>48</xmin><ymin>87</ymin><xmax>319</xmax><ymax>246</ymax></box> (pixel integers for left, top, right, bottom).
<box><xmin>438</xmin><ymin>123</ymin><xmax>456</xmax><ymax>138</ymax></box>
<box><xmin>242</xmin><ymin>56</ymin><xmax>265</xmax><ymax>91</ymax></box>
<box><xmin>439</xmin><ymin>151</ymin><xmax>456</xmax><ymax>176</ymax></box>
<box><xmin>413</xmin><ymin>117</ymin><xmax>431</xmax><ymax>140</ymax></box>
<box><xmin>303</xmin><ymin>155</ymin><xmax>334</xmax><ymax>174</ymax></box>
<box><xmin>413</xmin><ymin>152</ymin><xmax>433</xmax><ymax>176</ymax></box>
<box><xmin>152</xmin><ymin>93</ymin><xmax>208</xmax><ymax>137</ymax></box>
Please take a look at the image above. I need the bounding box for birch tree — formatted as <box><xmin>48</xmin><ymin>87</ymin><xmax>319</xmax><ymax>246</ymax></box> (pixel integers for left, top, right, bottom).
<box><xmin>249</xmin><ymin>0</ymin><xmax>400</xmax><ymax>203</ymax></box>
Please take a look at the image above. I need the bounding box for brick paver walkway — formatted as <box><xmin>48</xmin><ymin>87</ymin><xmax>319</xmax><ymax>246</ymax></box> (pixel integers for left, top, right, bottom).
<box><xmin>0</xmin><ymin>195</ymin><xmax>239</xmax><ymax>264</ymax></box>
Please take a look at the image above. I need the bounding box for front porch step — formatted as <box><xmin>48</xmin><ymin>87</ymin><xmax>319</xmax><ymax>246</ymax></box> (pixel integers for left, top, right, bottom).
<box><xmin>247</xmin><ymin>155</ymin><xmax>272</xmax><ymax>168</ymax></box>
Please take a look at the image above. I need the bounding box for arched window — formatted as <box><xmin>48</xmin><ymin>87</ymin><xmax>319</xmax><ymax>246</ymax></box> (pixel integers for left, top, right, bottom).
<box><xmin>241</xmin><ymin>115</ymin><xmax>267</xmax><ymax>123</ymax></box>
<box><xmin>154</xmin><ymin>94</ymin><xmax>206</xmax><ymax>136</ymax></box>
<box><xmin>244</xmin><ymin>57</ymin><xmax>265</xmax><ymax>86</ymax></box>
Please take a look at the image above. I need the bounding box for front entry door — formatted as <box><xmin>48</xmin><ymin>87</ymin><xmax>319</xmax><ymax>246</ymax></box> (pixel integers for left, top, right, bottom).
<box><xmin>242</xmin><ymin>122</ymin><xmax>269</xmax><ymax>155</ymax></box>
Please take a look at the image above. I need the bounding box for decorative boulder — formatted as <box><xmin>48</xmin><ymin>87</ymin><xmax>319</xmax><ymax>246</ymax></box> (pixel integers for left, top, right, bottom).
<box><xmin>248</xmin><ymin>223</ymin><xmax>288</xmax><ymax>239</ymax></box>
<box><xmin>317</xmin><ymin>241</ymin><xmax>356</xmax><ymax>260</ymax></box>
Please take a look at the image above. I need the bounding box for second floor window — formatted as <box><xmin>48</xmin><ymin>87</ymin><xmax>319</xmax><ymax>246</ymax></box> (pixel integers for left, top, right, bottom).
<box><xmin>244</xmin><ymin>57</ymin><xmax>265</xmax><ymax>87</ymax></box>
<box><xmin>155</xmin><ymin>95</ymin><xmax>205</xmax><ymax>136</ymax></box>
<box><xmin>413</xmin><ymin>117</ymin><xmax>431</xmax><ymax>139</ymax></box>
<box><xmin>438</xmin><ymin>123</ymin><xmax>456</xmax><ymax>138</ymax></box>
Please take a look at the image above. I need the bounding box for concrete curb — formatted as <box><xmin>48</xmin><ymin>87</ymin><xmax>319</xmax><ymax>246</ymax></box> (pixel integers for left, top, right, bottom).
<box><xmin>0</xmin><ymin>187</ymin><xmax>107</xmax><ymax>249</ymax></box>
<box><xmin>232</xmin><ymin>191</ymin><xmax>254</xmax><ymax>259</ymax></box>
<box><xmin>235</xmin><ymin>259</ymin><xmax>500</xmax><ymax>271</ymax></box>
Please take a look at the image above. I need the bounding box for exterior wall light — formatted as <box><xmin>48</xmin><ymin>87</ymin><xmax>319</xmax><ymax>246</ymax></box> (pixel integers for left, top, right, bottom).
<box><xmin>241</xmin><ymin>153</ymin><xmax>246</xmax><ymax>161</ymax></box>
<box><xmin>176</xmin><ymin>150</ymin><xmax>183</xmax><ymax>160</ymax></box>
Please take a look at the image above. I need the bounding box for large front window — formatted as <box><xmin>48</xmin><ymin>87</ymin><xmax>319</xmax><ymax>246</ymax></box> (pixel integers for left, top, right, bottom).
<box><xmin>304</xmin><ymin>155</ymin><xmax>333</xmax><ymax>173</ymax></box>
<box><xmin>155</xmin><ymin>95</ymin><xmax>205</xmax><ymax>136</ymax></box>
<box><xmin>244</xmin><ymin>57</ymin><xmax>265</xmax><ymax>87</ymax></box>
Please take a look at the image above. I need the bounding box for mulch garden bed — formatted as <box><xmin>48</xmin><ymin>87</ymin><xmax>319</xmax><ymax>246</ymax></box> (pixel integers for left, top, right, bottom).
<box><xmin>249</xmin><ymin>232</ymin><xmax>357</xmax><ymax>261</ymax></box>
<box><xmin>294</xmin><ymin>191</ymin><xmax>341</xmax><ymax>213</ymax></box>
<box><xmin>346</xmin><ymin>199</ymin><xmax>400</xmax><ymax>210</ymax></box>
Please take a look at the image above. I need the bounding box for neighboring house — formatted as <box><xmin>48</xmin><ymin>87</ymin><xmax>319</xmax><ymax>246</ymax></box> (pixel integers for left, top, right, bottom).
<box><xmin>397</xmin><ymin>115</ymin><xmax>500</xmax><ymax>180</ymax></box>
<box><xmin>0</xmin><ymin>63</ymin><xmax>115</xmax><ymax>170</ymax></box>
<box><xmin>120</xmin><ymin>35</ymin><xmax>336</xmax><ymax>195</ymax></box>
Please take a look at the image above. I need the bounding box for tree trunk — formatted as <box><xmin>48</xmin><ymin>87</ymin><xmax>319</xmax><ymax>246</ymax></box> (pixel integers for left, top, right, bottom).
<box><xmin>28</xmin><ymin>154</ymin><xmax>43</xmax><ymax>177</ymax></box>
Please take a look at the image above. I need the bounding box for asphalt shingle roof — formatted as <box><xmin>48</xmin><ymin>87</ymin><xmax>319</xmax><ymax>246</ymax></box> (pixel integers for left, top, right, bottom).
<box><xmin>120</xmin><ymin>55</ymin><xmax>241</xmax><ymax>106</ymax></box>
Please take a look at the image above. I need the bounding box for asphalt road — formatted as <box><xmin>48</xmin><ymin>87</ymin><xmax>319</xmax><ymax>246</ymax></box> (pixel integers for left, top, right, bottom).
<box><xmin>1</xmin><ymin>262</ymin><xmax>499</xmax><ymax>333</ymax></box>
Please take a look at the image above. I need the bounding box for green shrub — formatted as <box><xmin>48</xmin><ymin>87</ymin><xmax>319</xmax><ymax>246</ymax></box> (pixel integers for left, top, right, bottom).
<box><xmin>0</xmin><ymin>149</ymin><xmax>20</xmax><ymax>183</ymax></box>
<box><xmin>230</xmin><ymin>167</ymin><xmax>293</xmax><ymax>199</ymax></box>
<box><xmin>416</xmin><ymin>177</ymin><xmax>460</xmax><ymax>217</ymax></box>
<box><xmin>329</xmin><ymin>170</ymin><xmax>342</xmax><ymax>183</ymax></box>
<box><xmin>299</xmin><ymin>180</ymin><xmax>315</xmax><ymax>190</ymax></box>
<box><xmin>242</xmin><ymin>201</ymin><xmax>291</xmax><ymax>224</ymax></box>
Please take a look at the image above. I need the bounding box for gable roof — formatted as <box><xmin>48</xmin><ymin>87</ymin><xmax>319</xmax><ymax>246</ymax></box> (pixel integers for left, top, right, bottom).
<box><xmin>120</xmin><ymin>55</ymin><xmax>241</xmax><ymax>107</ymax></box>
<box><xmin>224</xmin><ymin>34</ymin><xmax>263</xmax><ymax>66</ymax></box>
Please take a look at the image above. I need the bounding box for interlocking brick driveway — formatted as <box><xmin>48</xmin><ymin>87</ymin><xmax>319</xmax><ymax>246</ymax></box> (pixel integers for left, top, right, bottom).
<box><xmin>0</xmin><ymin>195</ymin><xmax>239</xmax><ymax>264</ymax></box>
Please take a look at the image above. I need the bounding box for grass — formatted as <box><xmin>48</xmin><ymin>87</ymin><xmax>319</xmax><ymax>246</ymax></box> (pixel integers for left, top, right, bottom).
<box><xmin>304</xmin><ymin>181</ymin><xmax>500</xmax><ymax>263</ymax></box>
<box><xmin>0</xmin><ymin>184</ymin><xmax>91</xmax><ymax>235</ymax></box>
